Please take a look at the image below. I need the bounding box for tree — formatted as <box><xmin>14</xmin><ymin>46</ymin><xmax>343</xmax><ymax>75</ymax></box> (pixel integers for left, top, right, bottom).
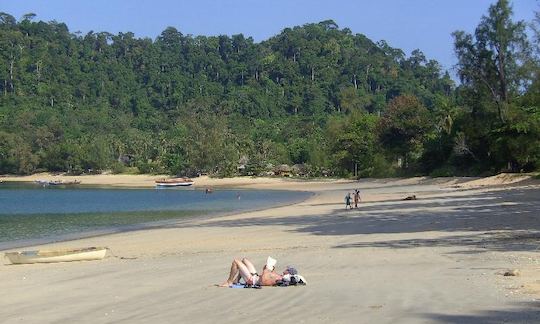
<box><xmin>378</xmin><ymin>95</ymin><xmax>431</xmax><ymax>169</ymax></box>
<box><xmin>328</xmin><ymin>113</ymin><xmax>380</xmax><ymax>177</ymax></box>
<box><xmin>452</xmin><ymin>0</ymin><xmax>538</xmax><ymax>171</ymax></box>
<box><xmin>0</xmin><ymin>12</ymin><xmax>16</xmax><ymax>27</ymax></box>
<box><xmin>0</xmin><ymin>16</ymin><xmax>458</xmax><ymax>177</ymax></box>
<box><xmin>453</xmin><ymin>0</ymin><xmax>529</xmax><ymax>123</ymax></box>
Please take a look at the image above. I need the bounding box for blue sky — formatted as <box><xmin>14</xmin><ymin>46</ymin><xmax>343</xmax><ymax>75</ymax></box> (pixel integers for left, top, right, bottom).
<box><xmin>1</xmin><ymin>0</ymin><xmax>537</xmax><ymax>74</ymax></box>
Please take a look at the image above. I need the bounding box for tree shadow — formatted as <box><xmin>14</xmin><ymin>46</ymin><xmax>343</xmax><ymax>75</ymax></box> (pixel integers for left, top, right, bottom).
<box><xmin>422</xmin><ymin>301</ymin><xmax>540</xmax><ymax>323</ymax></box>
<box><xmin>182</xmin><ymin>187</ymin><xmax>540</xmax><ymax>253</ymax></box>
<box><xmin>334</xmin><ymin>231</ymin><xmax>540</xmax><ymax>253</ymax></box>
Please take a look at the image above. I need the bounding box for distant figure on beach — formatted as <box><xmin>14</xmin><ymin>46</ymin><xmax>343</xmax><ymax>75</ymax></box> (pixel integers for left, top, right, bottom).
<box><xmin>353</xmin><ymin>189</ymin><xmax>361</xmax><ymax>208</ymax></box>
<box><xmin>218</xmin><ymin>257</ymin><xmax>283</xmax><ymax>287</ymax></box>
<box><xmin>205</xmin><ymin>187</ymin><xmax>213</xmax><ymax>194</ymax></box>
<box><xmin>345</xmin><ymin>192</ymin><xmax>352</xmax><ymax>209</ymax></box>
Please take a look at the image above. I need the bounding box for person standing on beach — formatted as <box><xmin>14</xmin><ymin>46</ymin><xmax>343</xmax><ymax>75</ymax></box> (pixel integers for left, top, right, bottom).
<box><xmin>345</xmin><ymin>192</ymin><xmax>352</xmax><ymax>210</ymax></box>
<box><xmin>353</xmin><ymin>190</ymin><xmax>359</xmax><ymax>208</ymax></box>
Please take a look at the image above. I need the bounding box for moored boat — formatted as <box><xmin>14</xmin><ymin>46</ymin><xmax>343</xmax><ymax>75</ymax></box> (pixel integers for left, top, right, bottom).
<box><xmin>34</xmin><ymin>179</ymin><xmax>81</xmax><ymax>186</ymax></box>
<box><xmin>48</xmin><ymin>180</ymin><xmax>81</xmax><ymax>185</ymax></box>
<box><xmin>155</xmin><ymin>177</ymin><xmax>194</xmax><ymax>187</ymax></box>
<box><xmin>4</xmin><ymin>247</ymin><xmax>108</xmax><ymax>264</ymax></box>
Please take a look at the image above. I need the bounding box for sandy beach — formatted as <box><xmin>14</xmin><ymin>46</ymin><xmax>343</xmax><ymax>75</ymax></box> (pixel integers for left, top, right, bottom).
<box><xmin>1</xmin><ymin>174</ymin><xmax>540</xmax><ymax>323</ymax></box>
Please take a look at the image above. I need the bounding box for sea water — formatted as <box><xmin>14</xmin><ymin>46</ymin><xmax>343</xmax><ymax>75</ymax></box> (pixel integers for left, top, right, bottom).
<box><xmin>0</xmin><ymin>182</ymin><xmax>311</xmax><ymax>249</ymax></box>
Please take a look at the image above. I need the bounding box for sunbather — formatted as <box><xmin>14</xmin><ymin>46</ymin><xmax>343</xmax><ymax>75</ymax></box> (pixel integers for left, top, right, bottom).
<box><xmin>218</xmin><ymin>258</ymin><xmax>283</xmax><ymax>287</ymax></box>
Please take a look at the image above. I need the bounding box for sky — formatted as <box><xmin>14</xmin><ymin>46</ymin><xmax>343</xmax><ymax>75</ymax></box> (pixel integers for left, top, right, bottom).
<box><xmin>1</xmin><ymin>0</ymin><xmax>538</xmax><ymax>75</ymax></box>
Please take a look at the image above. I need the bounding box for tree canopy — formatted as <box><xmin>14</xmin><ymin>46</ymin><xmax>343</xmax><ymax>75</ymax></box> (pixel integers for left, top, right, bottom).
<box><xmin>0</xmin><ymin>2</ymin><xmax>538</xmax><ymax>177</ymax></box>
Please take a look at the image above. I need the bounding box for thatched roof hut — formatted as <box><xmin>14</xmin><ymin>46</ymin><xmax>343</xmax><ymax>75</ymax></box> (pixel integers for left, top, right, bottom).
<box><xmin>274</xmin><ymin>164</ymin><xmax>292</xmax><ymax>176</ymax></box>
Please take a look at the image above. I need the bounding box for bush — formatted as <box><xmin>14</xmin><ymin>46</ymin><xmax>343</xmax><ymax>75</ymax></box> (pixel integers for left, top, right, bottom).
<box><xmin>110</xmin><ymin>162</ymin><xmax>127</xmax><ymax>174</ymax></box>
<box><xmin>370</xmin><ymin>154</ymin><xmax>394</xmax><ymax>178</ymax></box>
<box><xmin>135</xmin><ymin>160</ymin><xmax>164</xmax><ymax>174</ymax></box>
<box><xmin>429</xmin><ymin>166</ymin><xmax>456</xmax><ymax>177</ymax></box>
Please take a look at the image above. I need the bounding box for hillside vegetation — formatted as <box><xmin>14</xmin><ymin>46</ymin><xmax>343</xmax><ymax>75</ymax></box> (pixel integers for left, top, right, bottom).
<box><xmin>0</xmin><ymin>1</ymin><xmax>538</xmax><ymax>177</ymax></box>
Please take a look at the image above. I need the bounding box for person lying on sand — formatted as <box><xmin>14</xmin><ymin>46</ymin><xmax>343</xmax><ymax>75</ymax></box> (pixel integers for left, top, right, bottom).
<box><xmin>218</xmin><ymin>257</ymin><xmax>284</xmax><ymax>287</ymax></box>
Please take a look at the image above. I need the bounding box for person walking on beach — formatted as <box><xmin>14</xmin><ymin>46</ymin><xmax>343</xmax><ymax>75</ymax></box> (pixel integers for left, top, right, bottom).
<box><xmin>354</xmin><ymin>189</ymin><xmax>361</xmax><ymax>208</ymax></box>
<box><xmin>345</xmin><ymin>192</ymin><xmax>352</xmax><ymax>210</ymax></box>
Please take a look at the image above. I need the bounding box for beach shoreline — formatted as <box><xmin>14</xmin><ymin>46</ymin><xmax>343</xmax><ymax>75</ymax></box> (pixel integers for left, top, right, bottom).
<box><xmin>0</xmin><ymin>188</ymin><xmax>316</xmax><ymax>251</ymax></box>
<box><xmin>0</xmin><ymin>172</ymin><xmax>357</xmax><ymax>190</ymax></box>
<box><xmin>1</xmin><ymin>173</ymin><xmax>539</xmax><ymax>323</ymax></box>
<box><xmin>2</xmin><ymin>171</ymin><xmax>536</xmax><ymax>189</ymax></box>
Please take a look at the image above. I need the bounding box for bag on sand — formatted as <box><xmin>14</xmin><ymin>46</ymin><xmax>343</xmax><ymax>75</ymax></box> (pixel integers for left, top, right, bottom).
<box><xmin>276</xmin><ymin>266</ymin><xmax>307</xmax><ymax>286</ymax></box>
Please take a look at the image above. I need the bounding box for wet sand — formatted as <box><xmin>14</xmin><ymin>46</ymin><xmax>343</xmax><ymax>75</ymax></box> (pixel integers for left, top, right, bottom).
<box><xmin>1</xmin><ymin>174</ymin><xmax>539</xmax><ymax>323</ymax></box>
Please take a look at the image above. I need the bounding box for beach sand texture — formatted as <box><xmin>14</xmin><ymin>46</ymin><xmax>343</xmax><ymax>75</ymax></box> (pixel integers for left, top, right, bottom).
<box><xmin>1</xmin><ymin>174</ymin><xmax>540</xmax><ymax>323</ymax></box>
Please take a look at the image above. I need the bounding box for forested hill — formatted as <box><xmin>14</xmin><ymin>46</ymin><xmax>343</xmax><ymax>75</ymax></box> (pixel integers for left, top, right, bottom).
<box><xmin>0</xmin><ymin>4</ymin><xmax>538</xmax><ymax>177</ymax></box>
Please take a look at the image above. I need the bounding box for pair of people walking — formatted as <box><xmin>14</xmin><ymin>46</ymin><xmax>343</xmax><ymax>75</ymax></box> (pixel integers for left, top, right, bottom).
<box><xmin>345</xmin><ymin>189</ymin><xmax>361</xmax><ymax>209</ymax></box>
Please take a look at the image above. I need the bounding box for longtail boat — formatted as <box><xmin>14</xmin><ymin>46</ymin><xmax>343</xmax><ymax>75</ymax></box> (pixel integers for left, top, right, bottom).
<box><xmin>4</xmin><ymin>247</ymin><xmax>108</xmax><ymax>264</ymax></box>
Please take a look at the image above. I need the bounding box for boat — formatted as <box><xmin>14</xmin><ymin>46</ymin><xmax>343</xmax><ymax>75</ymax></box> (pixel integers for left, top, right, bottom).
<box><xmin>48</xmin><ymin>180</ymin><xmax>81</xmax><ymax>186</ymax></box>
<box><xmin>155</xmin><ymin>177</ymin><xmax>194</xmax><ymax>187</ymax></box>
<box><xmin>4</xmin><ymin>247</ymin><xmax>108</xmax><ymax>264</ymax></box>
<box><xmin>34</xmin><ymin>179</ymin><xmax>81</xmax><ymax>186</ymax></box>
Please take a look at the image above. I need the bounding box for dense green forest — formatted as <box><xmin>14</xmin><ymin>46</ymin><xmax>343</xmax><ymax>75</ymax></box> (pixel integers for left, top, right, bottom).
<box><xmin>0</xmin><ymin>0</ymin><xmax>539</xmax><ymax>177</ymax></box>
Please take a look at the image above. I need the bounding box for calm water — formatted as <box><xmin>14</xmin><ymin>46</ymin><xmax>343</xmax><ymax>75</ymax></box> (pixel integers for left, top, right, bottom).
<box><xmin>0</xmin><ymin>182</ymin><xmax>311</xmax><ymax>249</ymax></box>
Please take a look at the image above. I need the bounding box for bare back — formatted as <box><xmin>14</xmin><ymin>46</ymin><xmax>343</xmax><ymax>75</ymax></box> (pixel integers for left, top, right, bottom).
<box><xmin>259</xmin><ymin>267</ymin><xmax>283</xmax><ymax>286</ymax></box>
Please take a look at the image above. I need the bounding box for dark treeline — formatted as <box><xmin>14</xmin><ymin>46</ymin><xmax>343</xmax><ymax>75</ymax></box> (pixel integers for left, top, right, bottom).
<box><xmin>0</xmin><ymin>0</ymin><xmax>539</xmax><ymax>177</ymax></box>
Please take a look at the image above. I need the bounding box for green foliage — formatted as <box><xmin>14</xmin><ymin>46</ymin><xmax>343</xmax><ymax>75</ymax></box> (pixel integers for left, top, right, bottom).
<box><xmin>327</xmin><ymin>112</ymin><xmax>380</xmax><ymax>177</ymax></box>
<box><xmin>0</xmin><ymin>131</ymin><xmax>39</xmax><ymax>174</ymax></box>
<box><xmin>489</xmin><ymin>105</ymin><xmax>540</xmax><ymax>171</ymax></box>
<box><xmin>0</xmin><ymin>7</ymin><xmax>537</xmax><ymax>177</ymax></box>
<box><xmin>378</xmin><ymin>95</ymin><xmax>431</xmax><ymax>169</ymax></box>
<box><xmin>110</xmin><ymin>161</ymin><xmax>127</xmax><ymax>174</ymax></box>
<box><xmin>429</xmin><ymin>165</ymin><xmax>458</xmax><ymax>177</ymax></box>
<box><xmin>451</xmin><ymin>0</ymin><xmax>539</xmax><ymax>172</ymax></box>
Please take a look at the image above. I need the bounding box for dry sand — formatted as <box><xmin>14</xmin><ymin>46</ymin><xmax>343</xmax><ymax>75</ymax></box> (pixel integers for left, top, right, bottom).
<box><xmin>1</xmin><ymin>174</ymin><xmax>540</xmax><ymax>323</ymax></box>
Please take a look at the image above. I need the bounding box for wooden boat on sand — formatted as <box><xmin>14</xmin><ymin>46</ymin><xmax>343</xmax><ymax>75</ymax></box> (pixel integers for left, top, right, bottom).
<box><xmin>155</xmin><ymin>177</ymin><xmax>194</xmax><ymax>187</ymax></box>
<box><xmin>4</xmin><ymin>247</ymin><xmax>108</xmax><ymax>264</ymax></box>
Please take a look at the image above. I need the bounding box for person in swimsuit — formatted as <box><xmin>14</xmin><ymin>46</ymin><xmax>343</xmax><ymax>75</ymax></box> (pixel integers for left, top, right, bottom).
<box><xmin>219</xmin><ymin>258</ymin><xmax>283</xmax><ymax>287</ymax></box>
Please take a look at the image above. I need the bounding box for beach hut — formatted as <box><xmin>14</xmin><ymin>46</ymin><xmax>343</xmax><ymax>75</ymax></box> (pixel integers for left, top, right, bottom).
<box><xmin>275</xmin><ymin>164</ymin><xmax>292</xmax><ymax>177</ymax></box>
<box><xmin>292</xmin><ymin>164</ymin><xmax>309</xmax><ymax>176</ymax></box>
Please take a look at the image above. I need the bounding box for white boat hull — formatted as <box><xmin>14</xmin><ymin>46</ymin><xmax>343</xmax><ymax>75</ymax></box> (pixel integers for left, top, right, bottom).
<box><xmin>155</xmin><ymin>181</ymin><xmax>194</xmax><ymax>187</ymax></box>
<box><xmin>4</xmin><ymin>247</ymin><xmax>107</xmax><ymax>264</ymax></box>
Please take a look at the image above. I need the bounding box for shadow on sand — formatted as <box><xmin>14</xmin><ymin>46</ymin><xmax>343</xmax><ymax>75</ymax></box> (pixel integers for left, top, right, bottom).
<box><xmin>176</xmin><ymin>187</ymin><xmax>540</xmax><ymax>253</ymax></box>
<box><xmin>422</xmin><ymin>301</ymin><xmax>540</xmax><ymax>323</ymax></box>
